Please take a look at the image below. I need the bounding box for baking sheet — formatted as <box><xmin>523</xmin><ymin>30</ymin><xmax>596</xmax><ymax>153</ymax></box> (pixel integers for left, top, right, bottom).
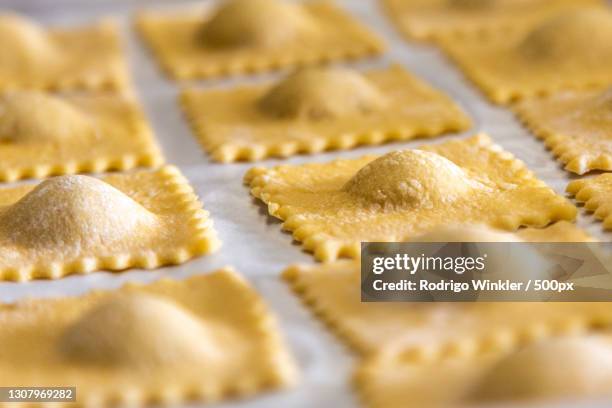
<box><xmin>1</xmin><ymin>0</ymin><xmax>612</xmax><ymax>407</ymax></box>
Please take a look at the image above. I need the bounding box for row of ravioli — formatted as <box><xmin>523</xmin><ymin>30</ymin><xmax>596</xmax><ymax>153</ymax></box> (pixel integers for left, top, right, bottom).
<box><xmin>2</xmin><ymin>0</ymin><xmax>612</xmax><ymax>407</ymax></box>
<box><xmin>1</xmin><ymin>0</ymin><xmax>611</xmax><ymax>169</ymax></box>
<box><xmin>0</xmin><ymin>2</ymin><xmax>303</xmax><ymax>406</ymax></box>
<box><xmin>5</xmin><ymin>232</ymin><xmax>612</xmax><ymax>407</ymax></box>
<box><xmin>2</xmin><ymin>0</ymin><xmax>611</xmax><ymax>176</ymax></box>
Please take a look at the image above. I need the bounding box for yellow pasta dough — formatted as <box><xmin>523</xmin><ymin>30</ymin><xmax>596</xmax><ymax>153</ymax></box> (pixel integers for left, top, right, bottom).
<box><xmin>404</xmin><ymin>221</ymin><xmax>594</xmax><ymax>243</ymax></box>
<box><xmin>515</xmin><ymin>221</ymin><xmax>595</xmax><ymax>242</ymax></box>
<box><xmin>0</xmin><ymin>268</ymin><xmax>297</xmax><ymax>406</ymax></box>
<box><xmin>515</xmin><ymin>87</ymin><xmax>612</xmax><ymax>175</ymax></box>
<box><xmin>381</xmin><ymin>0</ymin><xmax>602</xmax><ymax>41</ymax></box>
<box><xmin>246</xmin><ymin>134</ymin><xmax>577</xmax><ymax>261</ymax></box>
<box><xmin>355</xmin><ymin>335</ymin><xmax>612</xmax><ymax>408</ymax></box>
<box><xmin>568</xmin><ymin>174</ymin><xmax>612</xmax><ymax>230</ymax></box>
<box><xmin>0</xmin><ymin>91</ymin><xmax>163</xmax><ymax>182</ymax></box>
<box><xmin>438</xmin><ymin>7</ymin><xmax>612</xmax><ymax>103</ymax></box>
<box><xmin>181</xmin><ymin>65</ymin><xmax>471</xmax><ymax>162</ymax></box>
<box><xmin>0</xmin><ymin>13</ymin><xmax>128</xmax><ymax>91</ymax></box>
<box><xmin>283</xmin><ymin>224</ymin><xmax>602</xmax><ymax>356</ymax></box>
<box><xmin>136</xmin><ymin>0</ymin><xmax>384</xmax><ymax>80</ymax></box>
<box><xmin>0</xmin><ymin>166</ymin><xmax>220</xmax><ymax>281</ymax></box>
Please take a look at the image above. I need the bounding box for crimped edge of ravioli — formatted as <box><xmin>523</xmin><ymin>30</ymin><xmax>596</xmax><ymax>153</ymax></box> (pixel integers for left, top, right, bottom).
<box><xmin>246</xmin><ymin>160</ymin><xmax>361</xmax><ymax>260</ymax></box>
<box><xmin>567</xmin><ymin>177</ymin><xmax>612</xmax><ymax>229</ymax></box>
<box><xmin>245</xmin><ymin>134</ymin><xmax>574</xmax><ymax>261</ymax></box>
<box><xmin>180</xmin><ymin>89</ymin><xmax>471</xmax><ymax>163</ymax></box>
<box><xmin>381</xmin><ymin>0</ymin><xmax>606</xmax><ymax>43</ymax></box>
<box><xmin>0</xmin><ymin>102</ymin><xmax>164</xmax><ymax>182</ymax></box>
<box><xmin>0</xmin><ymin>166</ymin><xmax>221</xmax><ymax>281</ymax></box>
<box><xmin>283</xmin><ymin>261</ymin><xmax>607</xmax><ymax>358</ymax></box>
<box><xmin>513</xmin><ymin>102</ymin><xmax>612</xmax><ymax>175</ymax></box>
<box><xmin>1</xmin><ymin>71</ymin><xmax>128</xmax><ymax>93</ymax></box>
<box><xmin>134</xmin><ymin>3</ymin><xmax>385</xmax><ymax>80</ymax></box>
<box><xmin>0</xmin><ymin>20</ymin><xmax>129</xmax><ymax>92</ymax></box>
<box><xmin>0</xmin><ymin>268</ymin><xmax>297</xmax><ymax>407</ymax></box>
<box><xmin>438</xmin><ymin>34</ymin><xmax>612</xmax><ymax>104</ymax></box>
<box><xmin>282</xmin><ymin>261</ymin><xmax>371</xmax><ymax>354</ymax></box>
<box><xmin>380</xmin><ymin>0</ymin><xmax>532</xmax><ymax>42</ymax></box>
